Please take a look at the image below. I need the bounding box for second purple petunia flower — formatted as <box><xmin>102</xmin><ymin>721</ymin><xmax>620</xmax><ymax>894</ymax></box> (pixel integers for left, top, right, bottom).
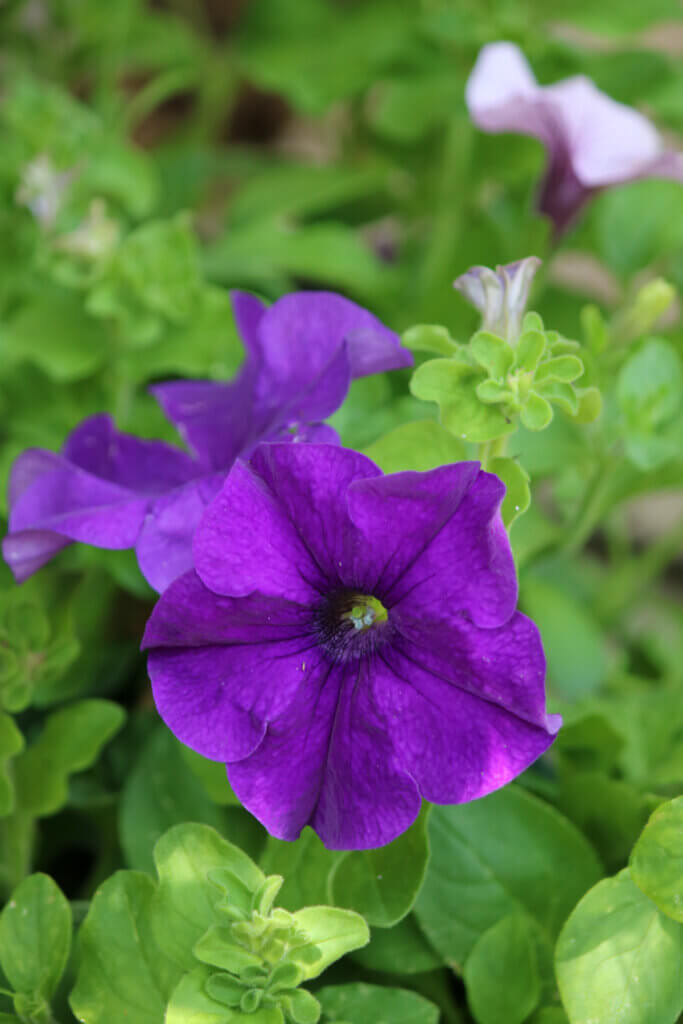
<box><xmin>143</xmin><ymin>443</ymin><xmax>560</xmax><ymax>850</ymax></box>
<box><xmin>3</xmin><ymin>291</ymin><xmax>411</xmax><ymax>591</ymax></box>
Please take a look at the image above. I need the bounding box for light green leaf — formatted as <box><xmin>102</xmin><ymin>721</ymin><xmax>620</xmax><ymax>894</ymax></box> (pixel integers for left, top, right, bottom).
<box><xmin>520</xmin><ymin>392</ymin><xmax>553</xmax><ymax>431</ymax></box>
<box><xmin>470</xmin><ymin>331</ymin><xmax>514</xmax><ymax>378</ymax></box>
<box><xmin>318</xmin><ymin>983</ymin><xmax>439</xmax><ymax>1023</ymax></box>
<box><xmin>12</xmin><ymin>699</ymin><xmax>124</xmax><ymax>816</ymax></box>
<box><xmin>119</xmin><ymin>726</ymin><xmax>230</xmax><ymax>874</ymax></box>
<box><xmin>401</xmin><ymin>325</ymin><xmax>459</xmax><ymax>357</ymax></box>
<box><xmin>178</xmin><ymin>742</ymin><xmax>240</xmax><ymax>807</ymax></box>
<box><xmin>464</xmin><ymin>915</ymin><xmax>540</xmax><ymax>1024</ymax></box>
<box><xmin>151</xmin><ymin>824</ymin><xmax>265</xmax><ymax>972</ymax></box>
<box><xmin>617</xmin><ymin>338</ymin><xmax>682</xmax><ymax>426</ymax></box>
<box><xmin>415</xmin><ymin>787</ymin><xmax>602</xmax><ymax>969</ymax></box>
<box><xmin>0</xmin><ymin>714</ymin><xmax>24</xmax><ymax>817</ymax></box>
<box><xmin>476</xmin><ymin>379</ymin><xmax>514</xmax><ymax>404</ymax></box>
<box><xmin>331</xmin><ymin>807</ymin><xmax>430</xmax><ymax>927</ymax></box>
<box><xmin>556</xmin><ymin>869</ymin><xmax>683</xmax><ymax>1024</ymax></box>
<box><xmin>537</xmin><ymin>380</ymin><xmax>579</xmax><ymax>417</ymax></box>
<box><xmin>630</xmin><ymin>797</ymin><xmax>683</xmax><ymax>922</ymax></box>
<box><xmin>352</xmin><ymin>914</ymin><xmax>443</xmax><ymax>975</ymax></box>
<box><xmin>288</xmin><ymin>908</ymin><xmax>370</xmax><ymax>980</ymax></box>
<box><xmin>0</xmin><ymin>874</ymin><xmax>71</xmax><ymax>1000</ymax></box>
<box><xmin>70</xmin><ymin>871</ymin><xmax>177</xmax><ymax>1024</ymax></box>
<box><xmin>488</xmin><ymin>456</ymin><xmax>530</xmax><ymax>527</ymax></box>
<box><xmin>534</xmin><ymin>356</ymin><xmax>584</xmax><ymax>384</ymax></box>
<box><xmin>165</xmin><ymin>966</ymin><xmax>284</xmax><ymax>1024</ymax></box>
<box><xmin>277</xmin><ymin>987</ymin><xmax>320</xmax><ymax>1024</ymax></box>
<box><xmin>363</xmin><ymin>420</ymin><xmax>466</xmax><ymax>473</ymax></box>
<box><xmin>514</xmin><ymin>329</ymin><xmax>547</xmax><ymax>372</ymax></box>
<box><xmin>0</xmin><ymin>291</ymin><xmax>106</xmax><ymax>381</ymax></box>
<box><xmin>411</xmin><ymin>359</ymin><xmax>514</xmax><ymax>443</ymax></box>
<box><xmin>573</xmin><ymin>386</ymin><xmax>602</xmax><ymax>423</ymax></box>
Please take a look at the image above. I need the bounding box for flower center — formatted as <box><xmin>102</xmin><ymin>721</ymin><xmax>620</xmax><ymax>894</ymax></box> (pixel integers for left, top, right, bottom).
<box><xmin>343</xmin><ymin>595</ymin><xmax>388</xmax><ymax>631</ymax></box>
<box><xmin>314</xmin><ymin>590</ymin><xmax>390</xmax><ymax>662</ymax></box>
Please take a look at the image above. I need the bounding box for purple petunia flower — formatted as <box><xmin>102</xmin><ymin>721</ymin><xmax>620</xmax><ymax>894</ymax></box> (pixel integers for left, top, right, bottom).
<box><xmin>466</xmin><ymin>42</ymin><xmax>683</xmax><ymax>233</ymax></box>
<box><xmin>142</xmin><ymin>443</ymin><xmax>560</xmax><ymax>850</ymax></box>
<box><xmin>3</xmin><ymin>291</ymin><xmax>411</xmax><ymax>592</ymax></box>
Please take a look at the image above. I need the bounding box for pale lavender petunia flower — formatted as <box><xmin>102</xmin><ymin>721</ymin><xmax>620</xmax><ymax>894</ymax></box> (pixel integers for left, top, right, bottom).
<box><xmin>466</xmin><ymin>42</ymin><xmax>683</xmax><ymax>233</ymax></box>
<box><xmin>3</xmin><ymin>291</ymin><xmax>411</xmax><ymax>591</ymax></box>
<box><xmin>454</xmin><ymin>256</ymin><xmax>541</xmax><ymax>341</ymax></box>
<box><xmin>142</xmin><ymin>442</ymin><xmax>560</xmax><ymax>850</ymax></box>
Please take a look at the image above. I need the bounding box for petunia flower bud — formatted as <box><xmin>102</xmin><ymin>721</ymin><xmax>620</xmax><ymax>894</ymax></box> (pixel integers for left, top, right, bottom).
<box><xmin>454</xmin><ymin>257</ymin><xmax>541</xmax><ymax>342</ymax></box>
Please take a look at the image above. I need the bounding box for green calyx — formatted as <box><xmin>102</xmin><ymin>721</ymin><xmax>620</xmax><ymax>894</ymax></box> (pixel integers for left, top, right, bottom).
<box><xmin>342</xmin><ymin>595</ymin><xmax>388</xmax><ymax>632</ymax></box>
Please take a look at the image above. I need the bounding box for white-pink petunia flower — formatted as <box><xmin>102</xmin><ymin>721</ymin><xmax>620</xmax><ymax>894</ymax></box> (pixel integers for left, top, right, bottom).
<box><xmin>466</xmin><ymin>42</ymin><xmax>683</xmax><ymax>233</ymax></box>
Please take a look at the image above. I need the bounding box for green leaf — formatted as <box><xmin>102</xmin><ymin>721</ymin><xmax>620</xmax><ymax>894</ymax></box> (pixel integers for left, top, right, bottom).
<box><xmin>520</xmin><ymin>392</ymin><xmax>553</xmax><ymax>431</ymax></box>
<box><xmin>573</xmin><ymin>386</ymin><xmax>603</xmax><ymax>423</ymax></box>
<box><xmin>70</xmin><ymin>871</ymin><xmax>178</xmax><ymax>1024</ymax></box>
<box><xmin>12</xmin><ymin>699</ymin><xmax>124</xmax><ymax>816</ymax></box>
<box><xmin>151</xmin><ymin>824</ymin><xmax>265</xmax><ymax>972</ymax></box>
<box><xmin>415</xmin><ymin>787</ymin><xmax>602</xmax><ymax>969</ymax></box>
<box><xmin>470</xmin><ymin>331</ymin><xmax>514</xmax><ymax>378</ymax></box>
<box><xmin>331</xmin><ymin>807</ymin><xmax>430</xmax><ymax>927</ymax></box>
<box><xmin>630</xmin><ymin>797</ymin><xmax>683</xmax><ymax>922</ymax></box>
<box><xmin>261</xmin><ymin>829</ymin><xmax>336</xmax><ymax>912</ymax></box>
<box><xmin>401</xmin><ymin>325</ymin><xmax>459</xmax><ymax>357</ymax></box>
<box><xmin>557</xmin><ymin>771</ymin><xmax>655</xmax><ymax>874</ymax></box>
<box><xmin>288</xmin><ymin>908</ymin><xmax>370</xmax><ymax>980</ymax></box>
<box><xmin>0</xmin><ymin>290</ymin><xmax>106</xmax><ymax>381</ymax></box>
<box><xmin>521</xmin><ymin>579</ymin><xmax>608</xmax><ymax>699</ymax></box>
<box><xmin>119</xmin><ymin>726</ymin><xmax>230</xmax><ymax>874</ymax></box>
<box><xmin>464</xmin><ymin>915</ymin><xmax>540</xmax><ymax>1024</ymax></box>
<box><xmin>351</xmin><ymin>914</ymin><xmax>443</xmax><ymax>974</ymax></box>
<box><xmin>278</xmin><ymin>987</ymin><xmax>320</xmax><ymax>1024</ymax></box>
<box><xmin>537</xmin><ymin>381</ymin><xmax>579</xmax><ymax>417</ymax></box>
<box><xmin>580</xmin><ymin>304</ymin><xmax>609</xmax><ymax>354</ymax></box>
<box><xmin>488</xmin><ymin>457</ymin><xmax>530</xmax><ymax>527</ymax></box>
<box><xmin>411</xmin><ymin>359</ymin><xmax>514</xmax><ymax>443</ymax></box>
<box><xmin>617</xmin><ymin>338</ymin><xmax>682</xmax><ymax>426</ymax></box>
<box><xmin>534</xmin><ymin>356</ymin><xmax>584</xmax><ymax>384</ymax></box>
<box><xmin>318</xmin><ymin>983</ymin><xmax>439</xmax><ymax>1023</ymax></box>
<box><xmin>166</xmin><ymin>966</ymin><xmax>284</xmax><ymax>1023</ymax></box>
<box><xmin>476</xmin><ymin>379</ymin><xmax>515</xmax><ymax>404</ymax></box>
<box><xmin>514</xmin><ymin>329</ymin><xmax>547</xmax><ymax>372</ymax></box>
<box><xmin>0</xmin><ymin>874</ymin><xmax>71</xmax><ymax>1000</ymax></box>
<box><xmin>178</xmin><ymin>741</ymin><xmax>241</xmax><ymax>807</ymax></box>
<box><xmin>0</xmin><ymin>714</ymin><xmax>24</xmax><ymax>817</ymax></box>
<box><xmin>363</xmin><ymin>420</ymin><xmax>466</xmax><ymax>474</ymax></box>
<box><xmin>556</xmin><ymin>869</ymin><xmax>683</xmax><ymax>1024</ymax></box>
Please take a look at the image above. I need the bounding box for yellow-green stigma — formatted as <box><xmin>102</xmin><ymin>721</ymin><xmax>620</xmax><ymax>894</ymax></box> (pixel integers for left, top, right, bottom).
<box><xmin>343</xmin><ymin>595</ymin><xmax>388</xmax><ymax>632</ymax></box>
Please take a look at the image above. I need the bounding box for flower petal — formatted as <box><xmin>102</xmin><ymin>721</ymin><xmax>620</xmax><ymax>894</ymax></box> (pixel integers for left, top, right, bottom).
<box><xmin>135</xmin><ymin>473</ymin><xmax>225</xmax><ymax>592</ymax></box>
<box><xmin>258</xmin><ymin>291</ymin><xmax>410</xmax><ymax>388</ymax></box>
<box><xmin>2</xmin><ymin>529</ymin><xmax>71</xmax><ymax>583</ymax></box>
<box><xmin>546</xmin><ymin>76</ymin><xmax>662</xmax><ymax>186</ymax></box>
<box><xmin>228</xmin><ymin>657</ymin><xmax>420</xmax><ymax>849</ymax></box>
<box><xmin>466</xmin><ymin>42</ymin><xmax>551</xmax><ymax>142</ymax></box>
<box><xmin>347</xmin><ymin>462</ymin><xmax>516</xmax><ymax>628</ymax></box>
<box><xmin>7</xmin><ymin>449</ymin><xmax>149</xmax><ymax>548</ymax></box>
<box><xmin>144</xmin><ymin>571</ymin><xmax>315</xmax><ymax>761</ymax></box>
<box><xmin>63</xmin><ymin>414</ymin><xmax>198</xmax><ymax>494</ymax></box>
<box><xmin>374</xmin><ymin>618</ymin><xmax>559</xmax><ymax>804</ymax></box>
<box><xmin>249</xmin><ymin>443</ymin><xmax>382</xmax><ymax>589</ymax></box>
<box><xmin>193</xmin><ymin>458</ymin><xmax>324</xmax><ymax>602</ymax></box>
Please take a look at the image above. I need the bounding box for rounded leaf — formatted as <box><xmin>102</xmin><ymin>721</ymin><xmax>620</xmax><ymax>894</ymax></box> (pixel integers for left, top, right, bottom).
<box><xmin>464</xmin><ymin>915</ymin><xmax>540</xmax><ymax>1024</ymax></box>
<box><xmin>0</xmin><ymin>874</ymin><xmax>71</xmax><ymax>1000</ymax></box>
<box><xmin>630</xmin><ymin>797</ymin><xmax>683</xmax><ymax>923</ymax></box>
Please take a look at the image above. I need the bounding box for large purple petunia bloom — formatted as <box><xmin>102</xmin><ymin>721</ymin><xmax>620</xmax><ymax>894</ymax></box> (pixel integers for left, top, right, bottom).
<box><xmin>143</xmin><ymin>443</ymin><xmax>560</xmax><ymax>850</ymax></box>
<box><xmin>3</xmin><ymin>291</ymin><xmax>410</xmax><ymax>591</ymax></box>
<box><xmin>466</xmin><ymin>42</ymin><xmax>683</xmax><ymax>233</ymax></box>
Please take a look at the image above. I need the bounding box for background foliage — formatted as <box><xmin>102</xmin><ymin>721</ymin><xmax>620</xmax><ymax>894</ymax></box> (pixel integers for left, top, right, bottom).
<box><xmin>0</xmin><ymin>1</ymin><xmax>681</xmax><ymax>1022</ymax></box>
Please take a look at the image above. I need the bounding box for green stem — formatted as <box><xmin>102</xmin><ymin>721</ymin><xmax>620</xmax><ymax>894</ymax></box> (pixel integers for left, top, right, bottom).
<box><xmin>122</xmin><ymin>67</ymin><xmax>199</xmax><ymax>134</ymax></box>
<box><xmin>477</xmin><ymin>434</ymin><xmax>509</xmax><ymax>471</ymax></box>
<box><xmin>559</xmin><ymin>460</ymin><xmax>619</xmax><ymax>556</ymax></box>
